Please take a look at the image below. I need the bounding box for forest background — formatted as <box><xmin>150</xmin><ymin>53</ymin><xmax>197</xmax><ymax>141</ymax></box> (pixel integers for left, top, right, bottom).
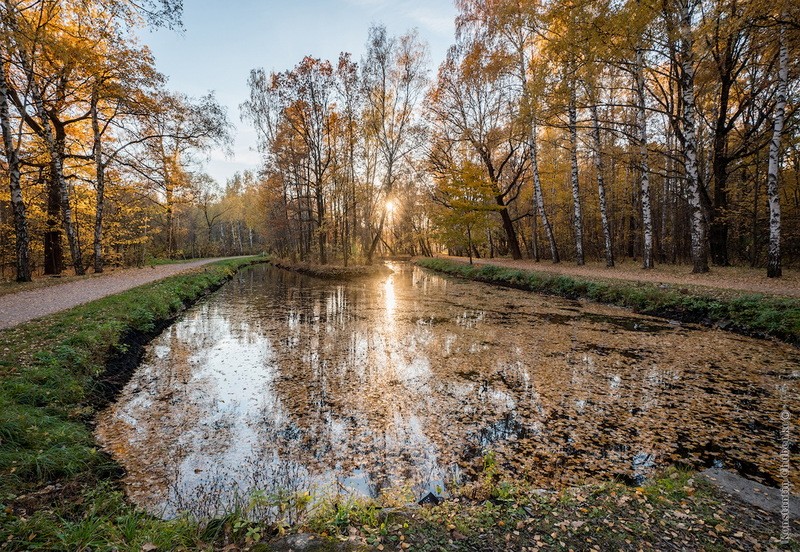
<box><xmin>1</xmin><ymin>0</ymin><xmax>798</xmax><ymax>281</ymax></box>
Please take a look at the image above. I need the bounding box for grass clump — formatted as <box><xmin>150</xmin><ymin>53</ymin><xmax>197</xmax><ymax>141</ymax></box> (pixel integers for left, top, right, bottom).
<box><xmin>416</xmin><ymin>257</ymin><xmax>800</xmax><ymax>345</ymax></box>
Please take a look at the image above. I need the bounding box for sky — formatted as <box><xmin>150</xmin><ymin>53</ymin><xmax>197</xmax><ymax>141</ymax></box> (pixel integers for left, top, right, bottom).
<box><xmin>142</xmin><ymin>0</ymin><xmax>458</xmax><ymax>186</ymax></box>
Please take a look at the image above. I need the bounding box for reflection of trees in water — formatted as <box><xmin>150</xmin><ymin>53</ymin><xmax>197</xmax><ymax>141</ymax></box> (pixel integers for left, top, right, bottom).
<box><xmin>167</xmin><ymin>455</ymin><xmax>311</xmax><ymax>522</ymax></box>
<box><xmin>99</xmin><ymin>263</ymin><xmax>800</xmax><ymax>519</ymax></box>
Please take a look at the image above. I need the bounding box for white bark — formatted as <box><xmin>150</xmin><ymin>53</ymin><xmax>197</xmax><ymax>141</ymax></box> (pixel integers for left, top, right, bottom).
<box><xmin>679</xmin><ymin>0</ymin><xmax>708</xmax><ymax>273</ymax></box>
<box><xmin>591</xmin><ymin>104</ymin><xmax>614</xmax><ymax>267</ymax></box>
<box><xmin>3</xmin><ymin>3</ymin><xmax>83</xmax><ymax>274</ymax></box>
<box><xmin>635</xmin><ymin>48</ymin><xmax>654</xmax><ymax>269</ymax></box>
<box><xmin>767</xmin><ymin>19</ymin><xmax>787</xmax><ymax>278</ymax></box>
<box><xmin>531</xmin><ymin>123</ymin><xmax>560</xmax><ymax>263</ymax></box>
<box><xmin>568</xmin><ymin>80</ymin><xmax>584</xmax><ymax>265</ymax></box>
<box><xmin>0</xmin><ymin>63</ymin><xmax>31</xmax><ymax>281</ymax></box>
<box><xmin>516</xmin><ymin>46</ymin><xmax>559</xmax><ymax>263</ymax></box>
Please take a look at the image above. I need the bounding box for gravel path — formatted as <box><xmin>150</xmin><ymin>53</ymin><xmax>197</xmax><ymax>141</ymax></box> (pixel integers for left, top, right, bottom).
<box><xmin>0</xmin><ymin>258</ymin><xmax>244</xmax><ymax>330</ymax></box>
<box><xmin>443</xmin><ymin>256</ymin><xmax>800</xmax><ymax>298</ymax></box>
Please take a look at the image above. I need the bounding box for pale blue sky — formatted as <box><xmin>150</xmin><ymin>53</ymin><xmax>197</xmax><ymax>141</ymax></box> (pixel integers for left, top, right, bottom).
<box><xmin>143</xmin><ymin>0</ymin><xmax>457</xmax><ymax>185</ymax></box>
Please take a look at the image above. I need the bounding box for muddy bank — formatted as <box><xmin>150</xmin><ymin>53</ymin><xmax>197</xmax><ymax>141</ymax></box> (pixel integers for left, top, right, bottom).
<box><xmin>89</xmin><ymin>279</ymin><xmax>233</xmax><ymax>412</ymax></box>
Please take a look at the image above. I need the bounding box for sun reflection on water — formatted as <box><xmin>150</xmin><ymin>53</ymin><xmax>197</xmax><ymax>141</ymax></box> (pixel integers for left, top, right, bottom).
<box><xmin>382</xmin><ymin>272</ymin><xmax>396</xmax><ymax>319</ymax></box>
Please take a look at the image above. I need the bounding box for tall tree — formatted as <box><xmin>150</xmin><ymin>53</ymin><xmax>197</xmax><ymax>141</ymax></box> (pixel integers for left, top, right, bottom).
<box><xmin>634</xmin><ymin>46</ymin><xmax>655</xmax><ymax>268</ymax></box>
<box><xmin>455</xmin><ymin>0</ymin><xmax>560</xmax><ymax>262</ymax></box>
<box><xmin>362</xmin><ymin>25</ymin><xmax>428</xmax><ymax>263</ymax></box>
<box><xmin>1</xmin><ymin>0</ymin><xmax>182</xmax><ymax>275</ymax></box>
<box><xmin>670</xmin><ymin>0</ymin><xmax>709</xmax><ymax>273</ymax></box>
<box><xmin>766</xmin><ymin>14</ymin><xmax>789</xmax><ymax>278</ymax></box>
<box><xmin>590</xmin><ymin>102</ymin><xmax>615</xmax><ymax>267</ymax></box>
<box><xmin>428</xmin><ymin>40</ymin><xmax>526</xmax><ymax>260</ymax></box>
<box><xmin>2</xmin><ymin>0</ymin><xmax>84</xmax><ymax>274</ymax></box>
<box><xmin>0</xmin><ymin>56</ymin><xmax>30</xmax><ymax>281</ymax></box>
<box><xmin>277</xmin><ymin>57</ymin><xmax>337</xmax><ymax>264</ymax></box>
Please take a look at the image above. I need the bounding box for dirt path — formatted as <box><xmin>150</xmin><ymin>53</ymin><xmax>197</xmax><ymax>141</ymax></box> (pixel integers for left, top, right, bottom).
<box><xmin>0</xmin><ymin>258</ymin><xmax>246</xmax><ymax>331</ymax></box>
<box><xmin>441</xmin><ymin>256</ymin><xmax>800</xmax><ymax>298</ymax></box>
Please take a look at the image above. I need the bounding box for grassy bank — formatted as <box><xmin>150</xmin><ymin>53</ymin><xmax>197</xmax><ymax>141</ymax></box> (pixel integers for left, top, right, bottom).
<box><xmin>416</xmin><ymin>257</ymin><xmax>800</xmax><ymax>346</ymax></box>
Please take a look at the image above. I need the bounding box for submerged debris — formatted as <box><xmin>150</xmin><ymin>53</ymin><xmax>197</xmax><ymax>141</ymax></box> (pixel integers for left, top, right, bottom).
<box><xmin>418</xmin><ymin>492</ymin><xmax>443</xmax><ymax>506</ymax></box>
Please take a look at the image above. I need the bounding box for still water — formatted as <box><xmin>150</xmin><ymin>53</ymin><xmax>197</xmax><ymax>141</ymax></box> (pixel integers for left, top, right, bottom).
<box><xmin>96</xmin><ymin>263</ymin><xmax>799</xmax><ymax>519</ymax></box>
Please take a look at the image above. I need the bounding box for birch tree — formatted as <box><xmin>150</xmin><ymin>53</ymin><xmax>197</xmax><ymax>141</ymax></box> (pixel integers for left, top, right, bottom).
<box><xmin>634</xmin><ymin>47</ymin><xmax>654</xmax><ymax>268</ymax></box>
<box><xmin>0</xmin><ymin>56</ymin><xmax>29</xmax><ymax>281</ymax></box>
<box><xmin>766</xmin><ymin>15</ymin><xmax>788</xmax><ymax>278</ymax></box>
<box><xmin>542</xmin><ymin>1</ymin><xmax>589</xmax><ymax>265</ymax></box>
<box><xmin>671</xmin><ymin>0</ymin><xmax>709</xmax><ymax>273</ymax></box>
<box><xmin>590</xmin><ymin>102</ymin><xmax>614</xmax><ymax>267</ymax></box>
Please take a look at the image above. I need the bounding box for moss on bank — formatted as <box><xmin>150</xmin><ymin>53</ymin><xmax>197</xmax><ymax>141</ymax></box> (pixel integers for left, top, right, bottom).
<box><xmin>416</xmin><ymin>257</ymin><xmax>800</xmax><ymax>346</ymax></box>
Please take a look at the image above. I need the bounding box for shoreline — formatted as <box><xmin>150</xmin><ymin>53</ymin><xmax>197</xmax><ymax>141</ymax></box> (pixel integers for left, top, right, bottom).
<box><xmin>270</xmin><ymin>259</ymin><xmax>394</xmax><ymax>280</ymax></box>
<box><xmin>415</xmin><ymin>256</ymin><xmax>800</xmax><ymax>346</ymax></box>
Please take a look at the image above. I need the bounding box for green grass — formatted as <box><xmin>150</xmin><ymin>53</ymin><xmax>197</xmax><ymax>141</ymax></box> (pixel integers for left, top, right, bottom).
<box><xmin>416</xmin><ymin>257</ymin><xmax>800</xmax><ymax>345</ymax></box>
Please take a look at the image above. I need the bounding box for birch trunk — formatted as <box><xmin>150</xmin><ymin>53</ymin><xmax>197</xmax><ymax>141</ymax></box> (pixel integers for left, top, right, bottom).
<box><xmin>679</xmin><ymin>1</ymin><xmax>708</xmax><ymax>273</ymax></box>
<box><xmin>517</xmin><ymin>47</ymin><xmax>559</xmax><ymax>263</ymax></box>
<box><xmin>91</xmin><ymin>87</ymin><xmax>105</xmax><ymax>273</ymax></box>
<box><xmin>10</xmin><ymin>32</ymin><xmax>83</xmax><ymax>274</ymax></box>
<box><xmin>635</xmin><ymin>48</ymin><xmax>654</xmax><ymax>268</ymax></box>
<box><xmin>0</xmin><ymin>64</ymin><xmax>31</xmax><ymax>281</ymax></box>
<box><xmin>766</xmin><ymin>19</ymin><xmax>787</xmax><ymax>278</ymax></box>
<box><xmin>531</xmin><ymin>125</ymin><xmax>559</xmax><ymax>263</ymax></box>
<box><xmin>568</xmin><ymin>80</ymin><xmax>584</xmax><ymax>265</ymax></box>
<box><xmin>660</xmin><ymin>131</ymin><xmax>673</xmax><ymax>263</ymax></box>
<box><xmin>591</xmin><ymin>104</ymin><xmax>614</xmax><ymax>267</ymax></box>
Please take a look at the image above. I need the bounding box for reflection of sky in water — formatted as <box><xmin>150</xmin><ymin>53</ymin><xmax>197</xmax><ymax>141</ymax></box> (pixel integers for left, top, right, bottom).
<box><xmin>96</xmin><ymin>263</ymin><xmax>800</xmax><ymax>520</ymax></box>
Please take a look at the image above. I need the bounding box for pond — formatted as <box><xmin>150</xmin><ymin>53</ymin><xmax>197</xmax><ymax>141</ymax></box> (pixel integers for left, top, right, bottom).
<box><xmin>96</xmin><ymin>262</ymin><xmax>799</xmax><ymax>519</ymax></box>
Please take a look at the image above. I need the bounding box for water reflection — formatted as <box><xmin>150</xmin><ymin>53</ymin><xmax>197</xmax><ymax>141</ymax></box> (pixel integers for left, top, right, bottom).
<box><xmin>96</xmin><ymin>262</ymin><xmax>799</xmax><ymax>520</ymax></box>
